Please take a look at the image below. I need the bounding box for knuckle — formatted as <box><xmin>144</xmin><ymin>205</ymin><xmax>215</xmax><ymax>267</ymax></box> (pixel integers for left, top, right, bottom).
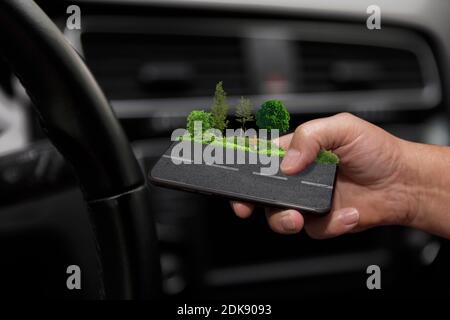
<box><xmin>335</xmin><ymin>112</ymin><xmax>354</xmax><ymax>121</ymax></box>
<box><xmin>294</xmin><ymin>124</ymin><xmax>313</xmax><ymax>139</ymax></box>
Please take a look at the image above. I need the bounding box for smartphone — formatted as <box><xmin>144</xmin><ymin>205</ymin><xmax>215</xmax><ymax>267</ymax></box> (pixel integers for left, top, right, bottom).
<box><xmin>149</xmin><ymin>140</ymin><xmax>337</xmax><ymax>215</ymax></box>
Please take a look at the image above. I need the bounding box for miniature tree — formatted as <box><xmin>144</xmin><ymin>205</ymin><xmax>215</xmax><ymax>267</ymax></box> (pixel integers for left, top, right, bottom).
<box><xmin>210</xmin><ymin>81</ymin><xmax>229</xmax><ymax>131</ymax></box>
<box><xmin>187</xmin><ymin>110</ymin><xmax>213</xmax><ymax>136</ymax></box>
<box><xmin>235</xmin><ymin>96</ymin><xmax>254</xmax><ymax>132</ymax></box>
<box><xmin>256</xmin><ymin>100</ymin><xmax>290</xmax><ymax>133</ymax></box>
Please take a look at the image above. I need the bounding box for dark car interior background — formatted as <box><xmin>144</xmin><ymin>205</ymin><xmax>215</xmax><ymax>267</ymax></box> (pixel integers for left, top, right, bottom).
<box><xmin>0</xmin><ymin>0</ymin><xmax>449</xmax><ymax>299</ymax></box>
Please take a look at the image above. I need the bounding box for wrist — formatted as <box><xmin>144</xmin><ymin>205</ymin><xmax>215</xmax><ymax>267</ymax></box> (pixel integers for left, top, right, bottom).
<box><xmin>395</xmin><ymin>138</ymin><xmax>423</xmax><ymax>229</ymax></box>
<box><xmin>397</xmin><ymin>139</ymin><xmax>450</xmax><ymax>236</ymax></box>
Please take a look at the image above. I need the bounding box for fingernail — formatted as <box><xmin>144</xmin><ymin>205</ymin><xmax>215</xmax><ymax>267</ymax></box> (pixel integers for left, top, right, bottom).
<box><xmin>281</xmin><ymin>149</ymin><xmax>301</xmax><ymax>171</ymax></box>
<box><xmin>281</xmin><ymin>214</ymin><xmax>297</xmax><ymax>232</ymax></box>
<box><xmin>338</xmin><ymin>208</ymin><xmax>359</xmax><ymax>226</ymax></box>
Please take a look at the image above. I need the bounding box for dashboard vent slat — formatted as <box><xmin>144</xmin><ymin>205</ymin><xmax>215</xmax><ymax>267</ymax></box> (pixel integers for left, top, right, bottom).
<box><xmin>298</xmin><ymin>41</ymin><xmax>424</xmax><ymax>92</ymax></box>
<box><xmin>82</xmin><ymin>33</ymin><xmax>250</xmax><ymax>99</ymax></box>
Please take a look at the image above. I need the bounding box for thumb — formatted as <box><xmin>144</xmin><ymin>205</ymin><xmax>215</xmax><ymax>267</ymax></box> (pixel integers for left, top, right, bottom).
<box><xmin>272</xmin><ymin>133</ymin><xmax>293</xmax><ymax>150</ymax></box>
<box><xmin>280</xmin><ymin>113</ymin><xmax>359</xmax><ymax>175</ymax></box>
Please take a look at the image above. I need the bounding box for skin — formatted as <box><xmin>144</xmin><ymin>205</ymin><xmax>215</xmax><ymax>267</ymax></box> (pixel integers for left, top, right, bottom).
<box><xmin>230</xmin><ymin>113</ymin><xmax>450</xmax><ymax>239</ymax></box>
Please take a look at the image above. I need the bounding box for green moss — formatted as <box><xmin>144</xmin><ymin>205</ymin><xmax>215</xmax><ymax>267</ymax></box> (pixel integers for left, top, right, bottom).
<box><xmin>178</xmin><ymin>135</ymin><xmax>339</xmax><ymax>164</ymax></box>
<box><xmin>315</xmin><ymin>150</ymin><xmax>339</xmax><ymax>165</ymax></box>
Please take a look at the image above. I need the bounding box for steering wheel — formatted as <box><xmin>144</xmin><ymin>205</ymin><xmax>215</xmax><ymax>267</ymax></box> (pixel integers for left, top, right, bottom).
<box><xmin>0</xmin><ymin>0</ymin><xmax>161</xmax><ymax>299</ymax></box>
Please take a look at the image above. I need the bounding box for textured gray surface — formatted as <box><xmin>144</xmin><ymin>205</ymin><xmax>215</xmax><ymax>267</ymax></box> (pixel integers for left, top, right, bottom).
<box><xmin>149</xmin><ymin>141</ymin><xmax>337</xmax><ymax>214</ymax></box>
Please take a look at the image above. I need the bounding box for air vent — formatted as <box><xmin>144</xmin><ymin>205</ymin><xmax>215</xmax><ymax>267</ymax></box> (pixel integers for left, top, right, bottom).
<box><xmin>82</xmin><ymin>33</ymin><xmax>250</xmax><ymax>99</ymax></box>
<box><xmin>298</xmin><ymin>41</ymin><xmax>424</xmax><ymax>92</ymax></box>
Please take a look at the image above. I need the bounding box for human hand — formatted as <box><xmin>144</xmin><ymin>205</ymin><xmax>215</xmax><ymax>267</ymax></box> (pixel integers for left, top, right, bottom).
<box><xmin>230</xmin><ymin>113</ymin><xmax>418</xmax><ymax>239</ymax></box>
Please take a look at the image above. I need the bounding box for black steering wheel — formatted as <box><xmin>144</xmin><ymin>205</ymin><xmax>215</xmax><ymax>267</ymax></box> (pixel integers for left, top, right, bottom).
<box><xmin>0</xmin><ymin>0</ymin><xmax>161</xmax><ymax>299</ymax></box>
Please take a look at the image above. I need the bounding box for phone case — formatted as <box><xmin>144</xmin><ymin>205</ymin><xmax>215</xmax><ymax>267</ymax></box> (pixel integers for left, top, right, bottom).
<box><xmin>149</xmin><ymin>141</ymin><xmax>337</xmax><ymax>215</ymax></box>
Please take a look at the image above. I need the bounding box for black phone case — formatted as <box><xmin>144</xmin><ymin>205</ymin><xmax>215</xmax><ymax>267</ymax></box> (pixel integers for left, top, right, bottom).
<box><xmin>149</xmin><ymin>141</ymin><xmax>337</xmax><ymax>215</ymax></box>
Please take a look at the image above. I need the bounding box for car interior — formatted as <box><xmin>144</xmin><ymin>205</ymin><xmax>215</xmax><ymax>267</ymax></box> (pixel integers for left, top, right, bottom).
<box><xmin>0</xmin><ymin>0</ymin><xmax>449</xmax><ymax>300</ymax></box>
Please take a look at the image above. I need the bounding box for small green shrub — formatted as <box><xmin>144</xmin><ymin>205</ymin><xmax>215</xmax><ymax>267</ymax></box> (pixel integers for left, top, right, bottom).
<box><xmin>187</xmin><ymin>110</ymin><xmax>214</xmax><ymax>136</ymax></box>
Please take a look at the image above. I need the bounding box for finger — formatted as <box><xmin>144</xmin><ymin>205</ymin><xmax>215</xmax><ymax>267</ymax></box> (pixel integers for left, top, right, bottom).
<box><xmin>272</xmin><ymin>133</ymin><xmax>293</xmax><ymax>150</ymax></box>
<box><xmin>265</xmin><ymin>208</ymin><xmax>304</xmax><ymax>234</ymax></box>
<box><xmin>303</xmin><ymin>207</ymin><xmax>359</xmax><ymax>239</ymax></box>
<box><xmin>280</xmin><ymin>113</ymin><xmax>359</xmax><ymax>175</ymax></box>
<box><xmin>230</xmin><ymin>201</ymin><xmax>255</xmax><ymax>219</ymax></box>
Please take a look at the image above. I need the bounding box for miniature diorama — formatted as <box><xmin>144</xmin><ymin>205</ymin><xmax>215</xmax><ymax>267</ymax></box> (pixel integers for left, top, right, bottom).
<box><xmin>180</xmin><ymin>81</ymin><xmax>339</xmax><ymax>164</ymax></box>
<box><xmin>149</xmin><ymin>82</ymin><xmax>338</xmax><ymax>214</ymax></box>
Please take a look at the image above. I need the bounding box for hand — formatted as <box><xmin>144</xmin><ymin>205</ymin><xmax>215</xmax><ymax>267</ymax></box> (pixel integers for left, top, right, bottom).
<box><xmin>230</xmin><ymin>113</ymin><xmax>418</xmax><ymax>239</ymax></box>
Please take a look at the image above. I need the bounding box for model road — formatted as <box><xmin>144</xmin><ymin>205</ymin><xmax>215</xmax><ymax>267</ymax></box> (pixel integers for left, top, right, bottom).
<box><xmin>162</xmin><ymin>154</ymin><xmax>333</xmax><ymax>189</ymax></box>
<box><xmin>151</xmin><ymin>143</ymin><xmax>337</xmax><ymax>213</ymax></box>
